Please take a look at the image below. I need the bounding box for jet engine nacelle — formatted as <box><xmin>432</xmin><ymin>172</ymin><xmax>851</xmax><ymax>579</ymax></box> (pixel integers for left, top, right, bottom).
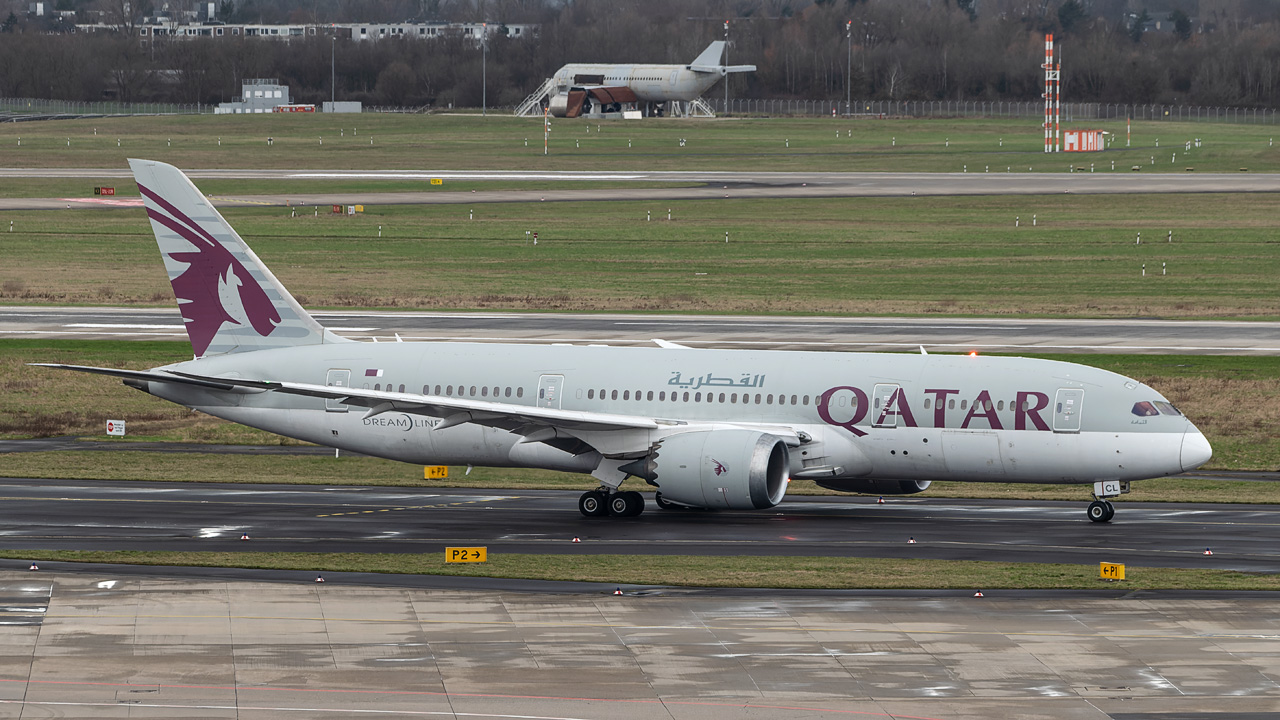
<box><xmin>814</xmin><ymin>478</ymin><xmax>932</xmax><ymax>495</ymax></box>
<box><xmin>622</xmin><ymin>430</ymin><xmax>789</xmax><ymax>510</ymax></box>
<box><xmin>548</xmin><ymin>93</ymin><xmax>570</xmax><ymax>118</ymax></box>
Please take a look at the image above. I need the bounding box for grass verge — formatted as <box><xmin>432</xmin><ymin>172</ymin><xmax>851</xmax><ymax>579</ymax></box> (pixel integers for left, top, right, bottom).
<box><xmin>1</xmin><ymin>115</ymin><xmax>1277</xmax><ymax>173</ymax></box>
<box><xmin>5</xmin><ymin>192</ymin><xmax>1280</xmax><ymax>318</ymax></box>
<box><xmin>3</xmin><ymin>550</ymin><xmax>1275</xmax><ymax>590</ymax></box>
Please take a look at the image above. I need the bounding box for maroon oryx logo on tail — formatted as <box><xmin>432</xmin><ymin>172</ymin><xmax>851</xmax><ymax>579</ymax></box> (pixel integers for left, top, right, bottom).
<box><xmin>138</xmin><ymin>183</ymin><xmax>280</xmax><ymax>356</ymax></box>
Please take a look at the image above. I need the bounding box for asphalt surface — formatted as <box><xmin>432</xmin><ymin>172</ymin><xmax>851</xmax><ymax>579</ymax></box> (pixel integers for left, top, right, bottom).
<box><xmin>6</xmin><ymin>305</ymin><xmax>1280</xmax><ymax>354</ymax></box>
<box><xmin>4</xmin><ymin>169</ymin><xmax>1280</xmax><ymax>210</ymax></box>
<box><xmin>1</xmin><ymin>478</ymin><xmax>1273</xmax><ymax>573</ymax></box>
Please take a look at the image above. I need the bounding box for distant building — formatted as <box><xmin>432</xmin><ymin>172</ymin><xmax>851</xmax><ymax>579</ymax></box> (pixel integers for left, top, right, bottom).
<box><xmin>78</xmin><ymin>18</ymin><xmax>535</xmax><ymax>43</ymax></box>
<box><xmin>214</xmin><ymin>79</ymin><xmax>291</xmax><ymax>114</ymax></box>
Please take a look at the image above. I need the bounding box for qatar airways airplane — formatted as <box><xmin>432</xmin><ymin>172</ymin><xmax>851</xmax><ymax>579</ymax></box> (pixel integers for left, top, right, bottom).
<box><xmin>36</xmin><ymin>160</ymin><xmax>1212</xmax><ymax>523</ymax></box>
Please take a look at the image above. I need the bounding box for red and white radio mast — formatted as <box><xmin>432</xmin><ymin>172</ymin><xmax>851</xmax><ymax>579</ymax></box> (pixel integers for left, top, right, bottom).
<box><xmin>1043</xmin><ymin>34</ymin><xmax>1061</xmax><ymax>153</ymax></box>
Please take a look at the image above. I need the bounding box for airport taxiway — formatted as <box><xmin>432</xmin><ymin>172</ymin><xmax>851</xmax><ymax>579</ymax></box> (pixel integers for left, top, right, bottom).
<box><xmin>2</xmin><ymin>572</ymin><xmax>1278</xmax><ymax>719</ymax></box>
<box><xmin>0</xmin><ymin>478</ymin><xmax>1275</xmax><ymax>573</ymax></box>
<box><xmin>4</xmin><ymin>306</ymin><xmax>1279</xmax><ymax>354</ymax></box>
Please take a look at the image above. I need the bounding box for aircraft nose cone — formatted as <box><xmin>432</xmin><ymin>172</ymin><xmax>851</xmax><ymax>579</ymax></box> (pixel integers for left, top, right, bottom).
<box><xmin>1181</xmin><ymin>429</ymin><xmax>1213</xmax><ymax>472</ymax></box>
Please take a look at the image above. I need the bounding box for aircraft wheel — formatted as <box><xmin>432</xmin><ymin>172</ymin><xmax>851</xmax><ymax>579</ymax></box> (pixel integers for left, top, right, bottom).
<box><xmin>609</xmin><ymin>491</ymin><xmax>644</xmax><ymax>517</ymax></box>
<box><xmin>579</xmin><ymin>490</ymin><xmax>608</xmax><ymax>517</ymax></box>
<box><xmin>1087</xmin><ymin>500</ymin><xmax>1111</xmax><ymax>523</ymax></box>
<box><xmin>654</xmin><ymin>492</ymin><xmax>677</xmax><ymax>510</ymax></box>
<box><xmin>1103</xmin><ymin>501</ymin><xmax>1115</xmax><ymax>522</ymax></box>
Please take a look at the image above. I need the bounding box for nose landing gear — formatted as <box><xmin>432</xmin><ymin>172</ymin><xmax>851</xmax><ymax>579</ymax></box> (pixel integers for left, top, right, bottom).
<box><xmin>1087</xmin><ymin>500</ymin><xmax>1115</xmax><ymax>523</ymax></box>
<box><xmin>1086</xmin><ymin>480</ymin><xmax>1129</xmax><ymax>523</ymax></box>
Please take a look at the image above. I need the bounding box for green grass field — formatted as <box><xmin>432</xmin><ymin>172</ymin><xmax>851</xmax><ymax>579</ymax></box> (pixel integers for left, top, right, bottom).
<box><xmin>3</xmin><ymin>193</ymin><xmax>1279</xmax><ymax>318</ymax></box>
<box><xmin>1</xmin><ymin>114</ymin><xmax>1278</xmax><ymax>173</ymax></box>
<box><xmin>4</xmin><ymin>550</ymin><xmax>1276</xmax><ymax>590</ymax></box>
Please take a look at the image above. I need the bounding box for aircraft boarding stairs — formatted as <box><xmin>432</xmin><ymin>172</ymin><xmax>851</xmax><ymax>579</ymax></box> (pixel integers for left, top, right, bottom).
<box><xmin>515</xmin><ymin>78</ymin><xmax>557</xmax><ymax>117</ymax></box>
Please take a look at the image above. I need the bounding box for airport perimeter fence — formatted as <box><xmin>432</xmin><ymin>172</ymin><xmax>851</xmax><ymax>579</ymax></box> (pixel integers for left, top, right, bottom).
<box><xmin>710</xmin><ymin>98</ymin><xmax>1280</xmax><ymax>124</ymax></box>
<box><xmin>0</xmin><ymin>97</ymin><xmax>210</xmax><ymax>119</ymax></box>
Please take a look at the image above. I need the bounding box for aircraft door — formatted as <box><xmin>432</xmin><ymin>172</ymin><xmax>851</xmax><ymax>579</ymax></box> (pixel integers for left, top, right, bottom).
<box><xmin>538</xmin><ymin>375</ymin><xmax>565</xmax><ymax>409</ymax></box>
<box><xmin>872</xmin><ymin>383</ymin><xmax>900</xmax><ymax>428</ymax></box>
<box><xmin>1053</xmin><ymin>388</ymin><xmax>1084</xmax><ymax>433</ymax></box>
<box><xmin>325</xmin><ymin>369</ymin><xmax>351</xmax><ymax>412</ymax></box>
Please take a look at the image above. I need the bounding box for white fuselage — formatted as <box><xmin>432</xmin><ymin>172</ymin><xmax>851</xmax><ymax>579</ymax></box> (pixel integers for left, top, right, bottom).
<box><xmin>552</xmin><ymin>63</ymin><xmax>723</xmax><ymax>103</ymax></box>
<box><xmin>146</xmin><ymin>342</ymin><xmax>1208</xmax><ymax>488</ymax></box>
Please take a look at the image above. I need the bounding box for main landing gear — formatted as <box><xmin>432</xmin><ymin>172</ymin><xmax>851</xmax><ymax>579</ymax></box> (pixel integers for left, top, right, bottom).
<box><xmin>1086</xmin><ymin>480</ymin><xmax>1130</xmax><ymax>523</ymax></box>
<box><xmin>578</xmin><ymin>489</ymin><xmax>645</xmax><ymax>517</ymax></box>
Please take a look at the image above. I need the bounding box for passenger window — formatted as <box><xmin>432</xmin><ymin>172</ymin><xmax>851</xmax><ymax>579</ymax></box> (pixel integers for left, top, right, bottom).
<box><xmin>624</xmin><ymin>390</ymin><xmax>630</xmax><ymax>400</ymax></box>
<box><xmin>949</xmin><ymin>399</ymin><xmax>955</xmax><ymax>410</ymax></box>
<box><xmin>399</xmin><ymin>384</ymin><xmax>405</xmax><ymax>393</ymax></box>
<box><xmin>493</xmin><ymin>387</ymin><xmax>499</xmax><ymax>397</ymax></box>
<box><xmin>611</xmin><ymin>390</ymin><xmax>618</xmax><ymax>400</ymax></box>
<box><xmin>588</xmin><ymin>389</ymin><xmax>595</xmax><ymax>400</ymax></box>
<box><xmin>659</xmin><ymin>391</ymin><xmax>666</xmax><ymax>401</ymax></box>
<box><xmin>695</xmin><ymin>392</ymin><xmax>702</xmax><ymax>401</ymax></box>
<box><xmin>422</xmin><ymin>385</ymin><xmax>428</xmax><ymax>394</ymax></box>
<box><xmin>960</xmin><ymin>400</ymin><xmax>967</xmax><ymax>410</ymax></box>
<box><xmin>755</xmin><ymin>394</ymin><xmax>761</xmax><ymax>404</ymax></box>
<box><xmin>682</xmin><ymin>392</ymin><xmax>689</xmax><ymax>401</ymax></box>
<box><xmin>374</xmin><ymin>383</ymin><xmax>380</xmax><ymax>391</ymax></box>
<box><xmin>730</xmin><ymin>393</ymin><xmax>737</xmax><ymax>403</ymax></box>
<box><xmin>767</xmin><ymin>394</ymin><xmax>773</xmax><ymax>404</ymax></box>
<box><xmin>802</xmin><ymin>395</ymin><xmax>809</xmax><ymax>405</ymax></box>
<box><xmin>791</xmin><ymin>395</ymin><xmax>798</xmax><ymax>405</ymax></box>
<box><xmin>505</xmin><ymin>387</ymin><xmax>511</xmax><ymax>397</ymax></box>
<box><xmin>470</xmin><ymin>386</ymin><xmax>477</xmax><ymax>396</ymax></box>
<box><xmin>481</xmin><ymin>387</ymin><xmax>488</xmax><ymax>397</ymax></box>
<box><xmin>647</xmin><ymin>391</ymin><xmax>654</xmax><ymax>401</ymax></box>
<box><xmin>997</xmin><ymin>400</ymin><xmax>1004</xmax><ymax>411</ymax></box>
<box><xmin>516</xmin><ymin>387</ymin><xmax>524</xmax><ymax>398</ymax></box>
<box><xmin>446</xmin><ymin>385</ymin><xmax>453</xmax><ymax>395</ymax></box>
<box><xmin>434</xmin><ymin>385</ymin><xmax>441</xmax><ymax>395</ymax></box>
<box><xmin>718</xmin><ymin>393</ymin><xmax>725</xmax><ymax>403</ymax></box>
<box><xmin>924</xmin><ymin>398</ymin><xmax>932</xmax><ymax>409</ymax></box>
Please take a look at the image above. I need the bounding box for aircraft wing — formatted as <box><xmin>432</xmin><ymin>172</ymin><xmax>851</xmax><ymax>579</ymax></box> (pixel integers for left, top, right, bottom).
<box><xmin>32</xmin><ymin>363</ymin><xmax>662</xmax><ymax>434</ymax></box>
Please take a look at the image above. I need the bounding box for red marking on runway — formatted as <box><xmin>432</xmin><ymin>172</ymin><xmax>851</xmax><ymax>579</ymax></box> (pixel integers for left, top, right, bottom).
<box><xmin>0</xmin><ymin>677</ymin><xmax>950</xmax><ymax>719</ymax></box>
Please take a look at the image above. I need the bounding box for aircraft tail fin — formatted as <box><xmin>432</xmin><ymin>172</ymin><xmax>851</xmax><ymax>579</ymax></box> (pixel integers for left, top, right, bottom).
<box><xmin>129</xmin><ymin>158</ymin><xmax>347</xmax><ymax>358</ymax></box>
<box><xmin>690</xmin><ymin>41</ymin><xmax>726</xmax><ymax>68</ymax></box>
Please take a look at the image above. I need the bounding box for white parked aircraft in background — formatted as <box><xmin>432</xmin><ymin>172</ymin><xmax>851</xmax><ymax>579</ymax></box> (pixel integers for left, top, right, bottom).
<box><xmin>36</xmin><ymin>161</ymin><xmax>1212</xmax><ymax>523</ymax></box>
<box><xmin>545</xmin><ymin>41</ymin><xmax>755</xmax><ymax>117</ymax></box>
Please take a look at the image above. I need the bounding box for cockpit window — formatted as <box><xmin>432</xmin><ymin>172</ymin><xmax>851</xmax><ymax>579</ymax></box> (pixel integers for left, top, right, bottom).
<box><xmin>1131</xmin><ymin>401</ymin><xmax>1160</xmax><ymax>417</ymax></box>
<box><xmin>1154</xmin><ymin>401</ymin><xmax>1182</xmax><ymax>416</ymax></box>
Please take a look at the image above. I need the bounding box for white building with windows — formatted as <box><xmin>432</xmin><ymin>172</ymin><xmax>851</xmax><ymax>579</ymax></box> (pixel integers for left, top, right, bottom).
<box><xmin>214</xmin><ymin>79</ymin><xmax>291</xmax><ymax>114</ymax></box>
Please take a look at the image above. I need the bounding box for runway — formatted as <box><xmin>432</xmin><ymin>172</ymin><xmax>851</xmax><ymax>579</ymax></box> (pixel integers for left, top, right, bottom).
<box><xmin>3</xmin><ymin>168</ymin><xmax>1280</xmax><ymax>210</ymax></box>
<box><xmin>4</xmin><ymin>305</ymin><xmax>1279</xmax><ymax>354</ymax></box>
<box><xmin>0</xmin><ymin>478</ymin><xmax>1274</xmax><ymax>573</ymax></box>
